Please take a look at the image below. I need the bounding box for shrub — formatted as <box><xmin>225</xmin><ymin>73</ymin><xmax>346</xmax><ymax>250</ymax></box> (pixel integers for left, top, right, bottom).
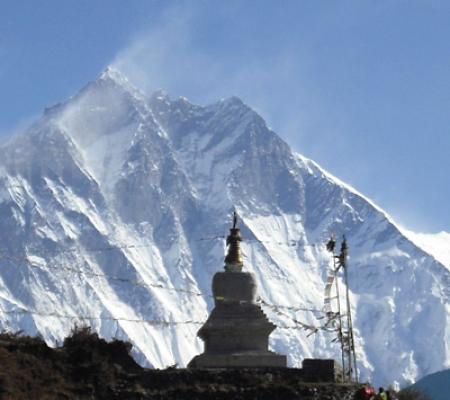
<box><xmin>398</xmin><ymin>388</ymin><xmax>431</xmax><ymax>400</ymax></box>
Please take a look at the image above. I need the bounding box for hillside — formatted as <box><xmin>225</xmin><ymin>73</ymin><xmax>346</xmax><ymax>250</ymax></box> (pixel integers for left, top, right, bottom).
<box><xmin>410</xmin><ymin>368</ymin><xmax>450</xmax><ymax>400</ymax></box>
<box><xmin>0</xmin><ymin>330</ymin><xmax>359</xmax><ymax>400</ymax></box>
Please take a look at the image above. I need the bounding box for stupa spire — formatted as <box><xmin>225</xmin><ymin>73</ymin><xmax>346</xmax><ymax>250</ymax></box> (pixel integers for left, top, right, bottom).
<box><xmin>224</xmin><ymin>211</ymin><xmax>243</xmax><ymax>271</ymax></box>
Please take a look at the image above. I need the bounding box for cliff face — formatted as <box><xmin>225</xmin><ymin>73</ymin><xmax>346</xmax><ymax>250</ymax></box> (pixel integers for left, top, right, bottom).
<box><xmin>0</xmin><ymin>68</ymin><xmax>449</xmax><ymax>387</ymax></box>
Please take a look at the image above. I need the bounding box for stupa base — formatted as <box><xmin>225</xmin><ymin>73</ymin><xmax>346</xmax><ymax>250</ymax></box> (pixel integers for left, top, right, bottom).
<box><xmin>188</xmin><ymin>351</ymin><xmax>287</xmax><ymax>368</ymax></box>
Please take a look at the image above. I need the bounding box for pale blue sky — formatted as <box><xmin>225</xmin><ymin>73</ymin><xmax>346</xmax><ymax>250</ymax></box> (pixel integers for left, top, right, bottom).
<box><xmin>1</xmin><ymin>1</ymin><xmax>450</xmax><ymax>233</ymax></box>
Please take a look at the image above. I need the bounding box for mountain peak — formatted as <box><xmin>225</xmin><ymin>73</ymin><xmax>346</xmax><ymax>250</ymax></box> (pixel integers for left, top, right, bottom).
<box><xmin>98</xmin><ymin>66</ymin><xmax>129</xmax><ymax>85</ymax></box>
<box><xmin>216</xmin><ymin>96</ymin><xmax>247</xmax><ymax>110</ymax></box>
<box><xmin>94</xmin><ymin>67</ymin><xmax>146</xmax><ymax>102</ymax></box>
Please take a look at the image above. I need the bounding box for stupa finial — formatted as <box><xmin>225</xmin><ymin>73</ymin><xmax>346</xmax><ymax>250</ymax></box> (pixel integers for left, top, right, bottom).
<box><xmin>224</xmin><ymin>211</ymin><xmax>243</xmax><ymax>271</ymax></box>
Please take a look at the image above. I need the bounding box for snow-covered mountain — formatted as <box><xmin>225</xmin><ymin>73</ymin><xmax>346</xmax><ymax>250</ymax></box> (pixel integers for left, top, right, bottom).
<box><xmin>0</xmin><ymin>68</ymin><xmax>449</xmax><ymax>387</ymax></box>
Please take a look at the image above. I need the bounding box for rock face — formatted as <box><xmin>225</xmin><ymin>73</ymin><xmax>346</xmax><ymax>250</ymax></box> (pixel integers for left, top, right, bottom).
<box><xmin>189</xmin><ymin>219</ymin><xmax>286</xmax><ymax>368</ymax></box>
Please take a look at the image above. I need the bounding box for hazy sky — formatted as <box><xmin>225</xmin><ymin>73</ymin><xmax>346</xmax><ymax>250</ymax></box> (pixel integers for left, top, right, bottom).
<box><xmin>1</xmin><ymin>0</ymin><xmax>450</xmax><ymax>233</ymax></box>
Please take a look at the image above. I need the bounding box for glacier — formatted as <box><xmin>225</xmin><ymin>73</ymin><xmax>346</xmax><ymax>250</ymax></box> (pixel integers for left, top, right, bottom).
<box><xmin>0</xmin><ymin>67</ymin><xmax>449</xmax><ymax>387</ymax></box>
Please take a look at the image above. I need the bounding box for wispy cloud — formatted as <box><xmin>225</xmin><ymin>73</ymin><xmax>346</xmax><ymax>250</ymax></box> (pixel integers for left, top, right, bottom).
<box><xmin>0</xmin><ymin>113</ymin><xmax>39</xmax><ymax>144</ymax></box>
<box><xmin>111</xmin><ymin>4</ymin><xmax>223</xmax><ymax>102</ymax></box>
<box><xmin>109</xmin><ymin>2</ymin><xmax>310</xmax><ymax>144</ymax></box>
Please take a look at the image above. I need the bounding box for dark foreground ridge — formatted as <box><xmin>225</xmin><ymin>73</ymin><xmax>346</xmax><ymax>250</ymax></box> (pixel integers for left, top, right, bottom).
<box><xmin>0</xmin><ymin>328</ymin><xmax>361</xmax><ymax>400</ymax></box>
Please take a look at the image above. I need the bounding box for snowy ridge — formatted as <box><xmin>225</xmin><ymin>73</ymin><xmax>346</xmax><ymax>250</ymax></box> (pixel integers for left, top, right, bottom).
<box><xmin>0</xmin><ymin>69</ymin><xmax>449</xmax><ymax>388</ymax></box>
<box><xmin>401</xmin><ymin>230</ymin><xmax>450</xmax><ymax>270</ymax></box>
<box><xmin>296</xmin><ymin>154</ymin><xmax>399</xmax><ymax>227</ymax></box>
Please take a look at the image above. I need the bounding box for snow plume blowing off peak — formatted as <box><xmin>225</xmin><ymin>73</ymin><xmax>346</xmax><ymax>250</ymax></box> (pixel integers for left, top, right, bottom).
<box><xmin>0</xmin><ymin>69</ymin><xmax>449</xmax><ymax>389</ymax></box>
